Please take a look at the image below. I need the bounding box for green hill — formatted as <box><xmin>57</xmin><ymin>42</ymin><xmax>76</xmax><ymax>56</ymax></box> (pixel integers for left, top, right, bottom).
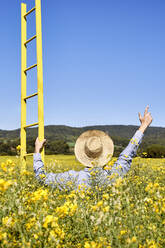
<box><xmin>1</xmin><ymin>124</ymin><xmax>165</xmax><ymax>147</ymax></box>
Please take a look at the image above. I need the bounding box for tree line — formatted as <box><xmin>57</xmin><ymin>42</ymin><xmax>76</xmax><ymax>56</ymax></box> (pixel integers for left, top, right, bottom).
<box><xmin>0</xmin><ymin>138</ymin><xmax>70</xmax><ymax>156</ymax></box>
<box><xmin>0</xmin><ymin>136</ymin><xmax>165</xmax><ymax>158</ymax></box>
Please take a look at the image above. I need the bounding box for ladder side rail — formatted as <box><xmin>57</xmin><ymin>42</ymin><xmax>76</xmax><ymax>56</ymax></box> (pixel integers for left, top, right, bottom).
<box><xmin>35</xmin><ymin>0</ymin><xmax>45</xmax><ymax>163</ymax></box>
<box><xmin>21</xmin><ymin>3</ymin><xmax>27</xmax><ymax>169</ymax></box>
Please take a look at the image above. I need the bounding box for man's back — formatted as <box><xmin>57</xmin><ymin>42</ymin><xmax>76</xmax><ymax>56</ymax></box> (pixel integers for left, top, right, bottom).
<box><xmin>33</xmin><ymin>130</ymin><xmax>144</xmax><ymax>190</ymax></box>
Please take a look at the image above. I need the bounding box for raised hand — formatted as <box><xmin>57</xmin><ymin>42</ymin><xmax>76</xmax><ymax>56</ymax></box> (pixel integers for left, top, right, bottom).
<box><xmin>138</xmin><ymin>105</ymin><xmax>153</xmax><ymax>133</ymax></box>
<box><xmin>35</xmin><ymin>137</ymin><xmax>47</xmax><ymax>153</ymax></box>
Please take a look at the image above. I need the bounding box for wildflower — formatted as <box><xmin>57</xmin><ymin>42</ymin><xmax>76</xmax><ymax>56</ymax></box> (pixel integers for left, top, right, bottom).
<box><xmin>97</xmin><ymin>200</ymin><xmax>103</xmax><ymax>207</ymax></box>
<box><xmin>142</xmin><ymin>152</ymin><xmax>147</xmax><ymax>157</ymax></box>
<box><xmin>120</xmin><ymin>230</ymin><xmax>127</xmax><ymax>235</ymax></box>
<box><xmin>30</xmin><ymin>188</ymin><xmax>48</xmax><ymax>202</ymax></box>
<box><xmin>43</xmin><ymin>215</ymin><xmax>58</xmax><ymax>228</ymax></box>
<box><xmin>91</xmin><ymin>205</ymin><xmax>98</xmax><ymax>211</ymax></box>
<box><xmin>115</xmin><ymin>177</ymin><xmax>123</xmax><ymax>188</ymax></box>
<box><xmin>48</xmin><ymin>227</ymin><xmax>65</xmax><ymax>241</ymax></box>
<box><xmin>84</xmin><ymin>241</ymin><xmax>101</xmax><ymax>248</ymax></box>
<box><xmin>2</xmin><ymin>216</ymin><xmax>15</xmax><ymax>228</ymax></box>
<box><xmin>0</xmin><ymin>179</ymin><xmax>12</xmax><ymax>192</ymax></box>
<box><xmin>55</xmin><ymin>201</ymin><xmax>77</xmax><ymax>218</ymax></box>
<box><xmin>131</xmin><ymin>236</ymin><xmax>137</xmax><ymax>243</ymax></box>
<box><xmin>103</xmin><ymin>206</ymin><xmax>109</xmax><ymax>212</ymax></box>
<box><xmin>103</xmin><ymin>193</ymin><xmax>109</xmax><ymax>200</ymax></box>
<box><xmin>25</xmin><ymin>217</ymin><xmax>37</xmax><ymax>230</ymax></box>
<box><xmin>146</xmin><ymin>240</ymin><xmax>159</xmax><ymax>248</ymax></box>
<box><xmin>16</xmin><ymin>145</ymin><xmax>21</xmax><ymax>151</ymax></box>
<box><xmin>33</xmin><ymin>234</ymin><xmax>38</xmax><ymax>239</ymax></box>
<box><xmin>1</xmin><ymin>162</ymin><xmax>7</xmax><ymax>172</ymax></box>
<box><xmin>6</xmin><ymin>159</ymin><xmax>12</xmax><ymax>165</ymax></box>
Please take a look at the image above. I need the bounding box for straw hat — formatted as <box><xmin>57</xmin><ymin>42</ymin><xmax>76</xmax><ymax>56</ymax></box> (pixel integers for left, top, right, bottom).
<box><xmin>74</xmin><ymin>130</ymin><xmax>114</xmax><ymax>167</ymax></box>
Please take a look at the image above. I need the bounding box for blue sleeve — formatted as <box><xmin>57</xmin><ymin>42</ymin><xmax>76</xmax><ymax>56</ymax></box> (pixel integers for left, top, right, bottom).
<box><xmin>110</xmin><ymin>130</ymin><xmax>144</xmax><ymax>177</ymax></box>
<box><xmin>33</xmin><ymin>153</ymin><xmax>79</xmax><ymax>190</ymax></box>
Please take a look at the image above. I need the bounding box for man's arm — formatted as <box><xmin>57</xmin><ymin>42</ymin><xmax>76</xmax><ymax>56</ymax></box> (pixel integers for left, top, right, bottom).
<box><xmin>110</xmin><ymin>106</ymin><xmax>153</xmax><ymax>177</ymax></box>
<box><xmin>33</xmin><ymin>138</ymin><xmax>79</xmax><ymax>190</ymax></box>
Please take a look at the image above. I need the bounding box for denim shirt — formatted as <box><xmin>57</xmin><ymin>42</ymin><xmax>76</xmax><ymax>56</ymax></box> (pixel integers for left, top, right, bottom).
<box><xmin>33</xmin><ymin>130</ymin><xmax>143</xmax><ymax>190</ymax></box>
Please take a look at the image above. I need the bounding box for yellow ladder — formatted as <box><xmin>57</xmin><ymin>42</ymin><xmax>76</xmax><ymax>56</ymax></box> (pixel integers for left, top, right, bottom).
<box><xmin>21</xmin><ymin>0</ymin><xmax>44</xmax><ymax>169</ymax></box>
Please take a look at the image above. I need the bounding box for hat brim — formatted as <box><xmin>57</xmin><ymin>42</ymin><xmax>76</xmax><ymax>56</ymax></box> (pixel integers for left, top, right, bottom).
<box><xmin>74</xmin><ymin>130</ymin><xmax>114</xmax><ymax>167</ymax></box>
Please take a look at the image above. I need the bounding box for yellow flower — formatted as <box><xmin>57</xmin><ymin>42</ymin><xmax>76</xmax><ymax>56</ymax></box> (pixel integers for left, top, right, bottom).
<box><xmin>103</xmin><ymin>206</ymin><xmax>109</xmax><ymax>212</ymax></box>
<box><xmin>84</xmin><ymin>241</ymin><xmax>100</xmax><ymax>248</ymax></box>
<box><xmin>146</xmin><ymin>240</ymin><xmax>159</xmax><ymax>248</ymax></box>
<box><xmin>55</xmin><ymin>201</ymin><xmax>77</xmax><ymax>218</ymax></box>
<box><xmin>43</xmin><ymin>215</ymin><xmax>55</xmax><ymax>228</ymax></box>
<box><xmin>6</xmin><ymin>159</ymin><xmax>12</xmax><ymax>165</ymax></box>
<box><xmin>69</xmin><ymin>203</ymin><xmax>78</xmax><ymax>216</ymax></box>
<box><xmin>0</xmin><ymin>179</ymin><xmax>12</xmax><ymax>192</ymax></box>
<box><xmin>91</xmin><ymin>205</ymin><xmax>98</xmax><ymax>211</ymax></box>
<box><xmin>25</xmin><ymin>217</ymin><xmax>36</xmax><ymax>230</ymax></box>
<box><xmin>39</xmin><ymin>173</ymin><xmax>46</xmax><ymax>179</ymax></box>
<box><xmin>48</xmin><ymin>227</ymin><xmax>65</xmax><ymax>240</ymax></box>
<box><xmin>84</xmin><ymin>242</ymin><xmax>90</xmax><ymax>248</ymax></box>
<box><xmin>1</xmin><ymin>162</ymin><xmax>7</xmax><ymax>172</ymax></box>
<box><xmin>120</xmin><ymin>230</ymin><xmax>127</xmax><ymax>235</ymax></box>
<box><xmin>30</xmin><ymin>188</ymin><xmax>48</xmax><ymax>202</ymax></box>
<box><xmin>33</xmin><ymin>234</ymin><xmax>38</xmax><ymax>239</ymax></box>
<box><xmin>2</xmin><ymin>216</ymin><xmax>15</xmax><ymax>227</ymax></box>
<box><xmin>97</xmin><ymin>201</ymin><xmax>103</xmax><ymax>207</ymax></box>
<box><xmin>16</xmin><ymin>145</ymin><xmax>21</xmax><ymax>151</ymax></box>
<box><xmin>103</xmin><ymin>193</ymin><xmax>109</xmax><ymax>200</ymax></box>
<box><xmin>56</xmin><ymin>205</ymin><xmax>68</xmax><ymax>218</ymax></box>
<box><xmin>131</xmin><ymin>236</ymin><xmax>137</xmax><ymax>243</ymax></box>
<box><xmin>115</xmin><ymin>177</ymin><xmax>123</xmax><ymax>188</ymax></box>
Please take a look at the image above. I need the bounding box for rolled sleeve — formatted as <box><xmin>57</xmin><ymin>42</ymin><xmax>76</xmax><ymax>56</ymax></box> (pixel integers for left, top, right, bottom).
<box><xmin>110</xmin><ymin>130</ymin><xmax>144</xmax><ymax>177</ymax></box>
<box><xmin>33</xmin><ymin>153</ymin><xmax>47</xmax><ymax>183</ymax></box>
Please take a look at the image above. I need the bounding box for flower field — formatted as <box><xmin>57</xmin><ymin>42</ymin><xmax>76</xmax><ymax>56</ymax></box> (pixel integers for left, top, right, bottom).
<box><xmin>0</xmin><ymin>155</ymin><xmax>164</xmax><ymax>248</ymax></box>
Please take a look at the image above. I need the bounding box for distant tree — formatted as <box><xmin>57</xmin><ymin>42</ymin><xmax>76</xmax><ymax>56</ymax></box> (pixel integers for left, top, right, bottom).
<box><xmin>0</xmin><ymin>143</ymin><xmax>13</xmax><ymax>155</ymax></box>
<box><xmin>113</xmin><ymin>145</ymin><xmax>123</xmax><ymax>157</ymax></box>
<box><xmin>46</xmin><ymin>140</ymin><xmax>70</xmax><ymax>155</ymax></box>
<box><xmin>27</xmin><ymin>137</ymin><xmax>36</xmax><ymax>153</ymax></box>
<box><xmin>145</xmin><ymin>144</ymin><xmax>165</xmax><ymax>158</ymax></box>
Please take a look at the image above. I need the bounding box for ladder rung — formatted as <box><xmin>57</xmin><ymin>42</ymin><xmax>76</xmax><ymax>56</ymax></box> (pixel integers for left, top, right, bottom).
<box><xmin>24</xmin><ymin>64</ymin><xmax>37</xmax><ymax>72</ymax></box>
<box><xmin>24</xmin><ymin>122</ymin><xmax>38</xmax><ymax>129</ymax></box>
<box><xmin>24</xmin><ymin>7</ymin><xmax>36</xmax><ymax>17</ymax></box>
<box><xmin>24</xmin><ymin>93</ymin><xmax>38</xmax><ymax>100</ymax></box>
<box><xmin>24</xmin><ymin>35</ymin><xmax>37</xmax><ymax>45</ymax></box>
<box><xmin>24</xmin><ymin>153</ymin><xmax>34</xmax><ymax>157</ymax></box>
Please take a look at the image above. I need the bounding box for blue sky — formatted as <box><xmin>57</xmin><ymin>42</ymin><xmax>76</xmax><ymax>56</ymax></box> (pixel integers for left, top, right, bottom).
<box><xmin>0</xmin><ymin>0</ymin><xmax>165</xmax><ymax>130</ymax></box>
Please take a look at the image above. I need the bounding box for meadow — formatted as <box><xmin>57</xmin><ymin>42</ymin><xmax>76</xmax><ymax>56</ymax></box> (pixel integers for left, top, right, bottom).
<box><xmin>0</xmin><ymin>155</ymin><xmax>164</xmax><ymax>247</ymax></box>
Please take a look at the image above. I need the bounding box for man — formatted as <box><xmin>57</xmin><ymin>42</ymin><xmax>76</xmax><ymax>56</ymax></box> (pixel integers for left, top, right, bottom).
<box><xmin>33</xmin><ymin>106</ymin><xmax>152</xmax><ymax>190</ymax></box>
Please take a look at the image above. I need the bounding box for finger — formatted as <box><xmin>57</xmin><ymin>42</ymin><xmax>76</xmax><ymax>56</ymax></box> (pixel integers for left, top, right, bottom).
<box><xmin>148</xmin><ymin>113</ymin><xmax>153</xmax><ymax>122</ymax></box>
<box><xmin>144</xmin><ymin>105</ymin><xmax>149</xmax><ymax>115</ymax></box>
<box><xmin>138</xmin><ymin>112</ymin><xmax>142</xmax><ymax>119</ymax></box>
<box><xmin>41</xmin><ymin>139</ymin><xmax>47</xmax><ymax>146</ymax></box>
<box><xmin>149</xmin><ymin>113</ymin><xmax>153</xmax><ymax>120</ymax></box>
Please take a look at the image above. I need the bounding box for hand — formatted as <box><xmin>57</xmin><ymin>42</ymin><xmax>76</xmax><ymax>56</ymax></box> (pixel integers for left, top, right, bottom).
<box><xmin>35</xmin><ymin>137</ymin><xmax>47</xmax><ymax>153</ymax></box>
<box><xmin>138</xmin><ymin>105</ymin><xmax>153</xmax><ymax>133</ymax></box>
